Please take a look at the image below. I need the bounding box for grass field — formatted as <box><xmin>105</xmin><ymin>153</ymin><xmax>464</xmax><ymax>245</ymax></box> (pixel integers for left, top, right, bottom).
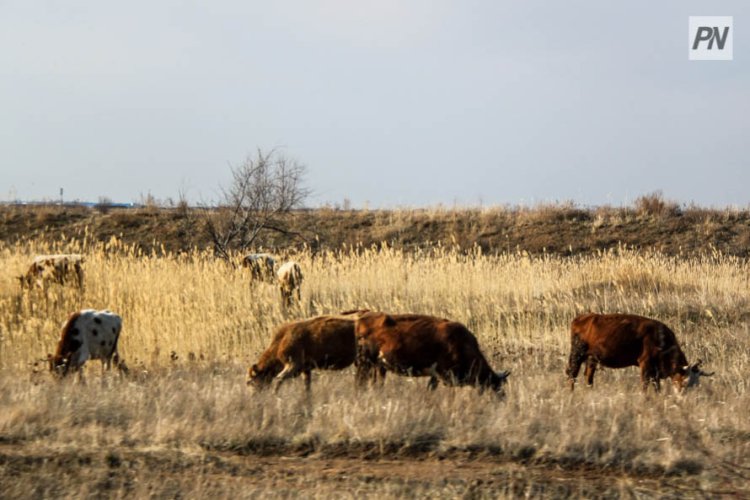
<box><xmin>1</xmin><ymin>236</ymin><xmax>749</xmax><ymax>497</ymax></box>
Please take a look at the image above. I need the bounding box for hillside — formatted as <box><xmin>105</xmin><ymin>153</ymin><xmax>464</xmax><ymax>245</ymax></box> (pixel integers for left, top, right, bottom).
<box><xmin>1</xmin><ymin>202</ymin><xmax>749</xmax><ymax>257</ymax></box>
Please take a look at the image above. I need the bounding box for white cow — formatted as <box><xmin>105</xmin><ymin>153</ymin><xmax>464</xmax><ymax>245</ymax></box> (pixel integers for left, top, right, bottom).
<box><xmin>277</xmin><ymin>261</ymin><xmax>303</xmax><ymax>306</ymax></box>
<box><xmin>242</xmin><ymin>253</ymin><xmax>277</xmax><ymax>283</ymax></box>
<box><xmin>48</xmin><ymin>309</ymin><xmax>126</xmax><ymax>378</ymax></box>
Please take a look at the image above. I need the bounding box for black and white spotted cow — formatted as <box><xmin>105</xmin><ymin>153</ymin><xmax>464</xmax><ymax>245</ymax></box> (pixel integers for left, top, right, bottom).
<box><xmin>48</xmin><ymin>309</ymin><xmax>127</xmax><ymax>378</ymax></box>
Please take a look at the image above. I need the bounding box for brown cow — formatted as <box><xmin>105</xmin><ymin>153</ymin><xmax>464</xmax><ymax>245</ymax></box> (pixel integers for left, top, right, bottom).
<box><xmin>19</xmin><ymin>254</ymin><xmax>84</xmax><ymax>289</ymax></box>
<box><xmin>355</xmin><ymin>313</ymin><xmax>509</xmax><ymax>395</ymax></box>
<box><xmin>246</xmin><ymin>312</ymin><xmax>364</xmax><ymax>392</ymax></box>
<box><xmin>566</xmin><ymin>313</ymin><xmax>713</xmax><ymax>392</ymax></box>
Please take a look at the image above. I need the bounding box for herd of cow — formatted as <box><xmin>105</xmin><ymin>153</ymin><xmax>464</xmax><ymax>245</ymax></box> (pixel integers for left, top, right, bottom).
<box><xmin>18</xmin><ymin>253</ymin><xmax>305</xmax><ymax>307</ymax></box>
<box><xmin>23</xmin><ymin>254</ymin><xmax>714</xmax><ymax>394</ymax></box>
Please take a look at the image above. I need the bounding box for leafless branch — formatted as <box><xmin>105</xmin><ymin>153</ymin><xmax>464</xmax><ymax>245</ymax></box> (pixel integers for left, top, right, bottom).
<box><xmin>202</xmin><ymin>149</ymin><xmax>310</xmax><ymax>259</ymax></box>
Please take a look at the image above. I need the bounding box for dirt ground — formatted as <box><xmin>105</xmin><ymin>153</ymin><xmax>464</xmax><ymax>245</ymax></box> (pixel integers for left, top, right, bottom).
<box><xmin>0</xmin><ymin>444</ymin><xmax>743</xmax><ymax>499</ymax></box>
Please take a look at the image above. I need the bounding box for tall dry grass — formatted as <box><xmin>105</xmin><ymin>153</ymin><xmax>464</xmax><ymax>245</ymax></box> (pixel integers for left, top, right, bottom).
<box><xmin>0</xmin><ymin>235</ymin><xmax>748</xmax><ymax>495</ymax></box>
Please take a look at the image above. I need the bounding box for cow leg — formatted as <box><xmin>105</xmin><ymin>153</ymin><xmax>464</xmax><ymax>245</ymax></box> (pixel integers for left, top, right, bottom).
<box><xmin>584</xmin><ymin>358</ymin><xmax>597</xmax><ymax>387</ymax></box>
<box><xmin>71</xmin><ymin>364</ymin><xmax>85</xmax><ymax>384</ymax></box>
<box><xmin>274</xmin><ymin>363</ymin><xmax>299</xmax><ymax>393</ymax></box>
<box><xmin>113</xmin><ymin>353</ymin><xmax>129</xmax><ymax>376</ymax></box>
<box><xmin>355</xmin><ymin>343</ymin><xmax>379</xmax><ymax>388</ymax></box>
<box><xmin>366</xmin><ymin>363</ymin><xmax>387</xmax><ymax>386</ymax></box>
<box><xmin>355</xmin><ymin>364</ymin><xmax>383</xmax><ymax>387</ymax></box>
<box><xmin>72</xmin><ymin>350</ymin><xmax>88</xmax><ymax>371</ymax></box>
<box><xmin>566</xmin><ymin>335</ymin><xmax>588</xmax><ymax>390</ymax></box>
<box><xmin>639</xmin><ymin>360</ymin><xmax>660</xmax><ymax>392</ymax></box>
<box><xmin>377</xmin><ymin>366</ymin><xmax>387</xmax><ymax>384</ymax></box>
<box><xmin>426</xmin><ymin>364</ymin><xmax>439</xmax><ymax>391</ymax></box>
<box><xmin>303</xmin><ymin>370</ymin><xmax>312</xmax><ymax>392</ymax></box>
<box><xmin>355</xmin><ymin>364</ymin><xmax>370</xmax><ymax>387</ymax></box>
<box><xmin>71</xmin><ymin>350</ymin><xmax>89</xmax><ymax>383</ymax></box>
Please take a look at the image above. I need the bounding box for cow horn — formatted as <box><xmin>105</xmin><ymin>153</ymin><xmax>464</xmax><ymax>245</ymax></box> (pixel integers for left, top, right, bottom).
<box><xmin>499</xmin><ymin>370</ymin><xmax>510</xmax><ymax>379</ymax></box>
<box><xmin>689</xmin><ymin>359</ymin><xmax>713</xmax><ymax>376</ymax></box>
<box><xmin>685</xmin><ymin>359</ymin><xmax>699</xmax><ymax>372</ymax></box>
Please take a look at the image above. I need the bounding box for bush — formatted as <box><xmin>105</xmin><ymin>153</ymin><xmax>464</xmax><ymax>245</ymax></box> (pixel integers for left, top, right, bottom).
<box><xmin>634</xmin><ymin>191</ymin><xmax>680</xmax><ymax>217</ymax></box>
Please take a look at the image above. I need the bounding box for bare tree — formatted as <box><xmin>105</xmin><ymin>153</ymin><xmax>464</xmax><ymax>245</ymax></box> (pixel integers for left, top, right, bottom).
<box><xmin>204</xmin><ymin>149</ymin><xmax>310</xmax><ymax>260</ymax></box>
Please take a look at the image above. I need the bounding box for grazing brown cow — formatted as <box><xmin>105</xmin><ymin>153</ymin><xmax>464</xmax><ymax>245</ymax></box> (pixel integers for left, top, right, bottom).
<box><xmin>277</xmin><ymin>261</ymin><xmax>303</xmax><ymax>306</ymax></box>
<box><xmin>48</xmin><ymin>309</ymin><xmax>127</xmax><ymax>379</ymax></box>
<box><xmin>355</xmin><ymin>313</ymin><xmax>509</xmax><ymax>395</ymax></box>
<box><xmin>247</xmin><ymin>312</ymin><xmax>362</xmax><ymax>392</ymax></box>
<box><xmin>566</xmin><ymin>313</ymin><xmax>713</xmax><ymax>392</ymax></box>
<box><xmin>19</xmin><ymin>254</ymin><xmax>85</xmax><ymax>289</ymax></box>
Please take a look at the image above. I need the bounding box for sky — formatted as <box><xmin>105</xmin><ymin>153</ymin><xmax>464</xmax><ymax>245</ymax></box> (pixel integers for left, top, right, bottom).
<box><xmin>1</xmin><ymin>1</ymin><xmax>748</xmax><ymax>208</ymax></box>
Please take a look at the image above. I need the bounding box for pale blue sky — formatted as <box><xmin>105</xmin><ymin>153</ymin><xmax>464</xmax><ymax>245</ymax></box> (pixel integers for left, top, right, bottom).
<box><xmin>1</xmin><ymin>1</ymin><xmax>748</xmax><ymax>207</ymax></box>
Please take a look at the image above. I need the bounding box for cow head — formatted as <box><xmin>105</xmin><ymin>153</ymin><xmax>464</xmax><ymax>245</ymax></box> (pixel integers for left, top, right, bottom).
<box><xmin>657</xmin><ymin>345</ymin><xmax>689</xmax><ymax>379</ymax></box>
<box><xmin>246</xmin><ymin>363</ymin><xmax>276</xmax><ymax>390</ymax></box>
<box><xmin>676</xmin><ymin>359</ymin><xmax>714</xmax><ymax>390</ymax></box>
<box><xmin>488</xmin><ymin>370</ymin><xmax>510</xmax><ymax>395</ymax></box>
<box><xmin>47</xmin><ymin>353</ymin><xmax>69</xmax><ymax>378</ymax></box>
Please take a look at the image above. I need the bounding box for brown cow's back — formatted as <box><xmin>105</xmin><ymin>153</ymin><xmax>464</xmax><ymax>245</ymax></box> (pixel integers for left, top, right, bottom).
<box><xmin>356</xmin><ymin>312</ymin><xmax>507</xmax><ymax>393</ymax></box>
<box><xmin>566</xmin><ymin>313</ymin><xmax>704</xmax><ymax>392</ymax></box>
<box><xmin>248</xmin><ymin>315</ymin><xmax>356</xmax><ymax>391</ymax></box>
<box><xmin>571</xmin><ymin>313</ymin><xmax>680</xmax><ymax>369</ymax></box>
<box><xmin>277</xmin><ymin>316</ymin><xmax>356</xmax><ymax>370</ymax></box>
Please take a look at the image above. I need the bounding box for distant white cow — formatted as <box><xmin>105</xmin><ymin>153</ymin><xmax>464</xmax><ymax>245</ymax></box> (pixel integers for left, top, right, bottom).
<box><xmin>19</xmin><ymin>254</ymin><xmax>84</xmax><ymax>289</ymax></box>
<box><xmin>242</xmin><ymin>253</ymin><xmax>277</xmax><ymax>283</ymax></box>
<box><xmin>48</xmin><ymin>309</ymin><xmax>127</xmax><ymax>378</ymax></box>
<box><xmin>277</xmin><ymin>261</ymin><xmax>303</xmax><ymax>306</ymax></box>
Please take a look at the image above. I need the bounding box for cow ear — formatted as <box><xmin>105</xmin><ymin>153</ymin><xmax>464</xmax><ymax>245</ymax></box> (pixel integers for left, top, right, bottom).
<box><xmin>382</xmin><ymin>315</ymin><xmax>396</xmax><ymax>327</ymax></box>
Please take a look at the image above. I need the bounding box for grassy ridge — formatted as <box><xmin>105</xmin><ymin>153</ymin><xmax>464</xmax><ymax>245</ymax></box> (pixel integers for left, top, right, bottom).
<box><xmin>3</xmin><ymin>202</ymin><xmax>750</xmax><ymax>257</ymax></box>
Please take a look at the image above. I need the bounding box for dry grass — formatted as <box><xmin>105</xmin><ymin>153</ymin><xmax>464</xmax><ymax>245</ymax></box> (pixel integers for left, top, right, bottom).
<box><xmin>0</xmin><ymin>235</ymin><xmax>749</xmax><ymax>497</ymax></box>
